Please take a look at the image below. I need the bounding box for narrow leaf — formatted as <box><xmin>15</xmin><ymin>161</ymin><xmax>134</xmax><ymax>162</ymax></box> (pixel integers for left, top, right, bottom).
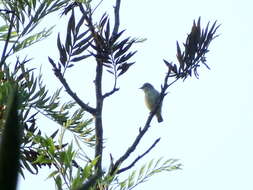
<box><xmin>117</xmin><ymin>62</ymin><xmax>135</xmax><ymax>77</ymax></box>
<box><xmin>71</xmin><ymin>54</ymin><xmax>91</xmax><ymax>62</ymax></box>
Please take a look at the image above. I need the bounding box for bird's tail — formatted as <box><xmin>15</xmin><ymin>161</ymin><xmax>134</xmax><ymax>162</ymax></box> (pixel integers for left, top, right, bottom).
<box><xmin>156</xmin><ymin>113</ymin><xmax>163</xmax><ymax>123</ymax></box>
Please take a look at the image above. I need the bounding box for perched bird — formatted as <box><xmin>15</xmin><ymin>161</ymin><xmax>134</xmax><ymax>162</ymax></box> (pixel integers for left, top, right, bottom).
<box><xmin>140</xmin><ymin>83</ymin><xmax>163</xmax><ymax>123</ymax></box>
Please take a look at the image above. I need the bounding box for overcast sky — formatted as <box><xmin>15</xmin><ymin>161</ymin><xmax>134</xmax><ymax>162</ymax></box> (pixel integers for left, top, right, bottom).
<box><xmin>18</xmin><ymin>0</ymin><xmax>253</xmax><ymax>189</ymax></box>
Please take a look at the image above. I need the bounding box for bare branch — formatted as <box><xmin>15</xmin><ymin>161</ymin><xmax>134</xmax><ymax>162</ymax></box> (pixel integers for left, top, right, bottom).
<box><xmin>110</xmin><ymin>111</ymin><xmax>156</xmax><ymax>174</ymax></box>
<box><xmin>79</xmin><ymin>3</ymin><xmax>105</xmax><ymax>173</ymax></box>
<box><xmin>117</xmin><ymin>138</ymin><xmax>161</xmax><ymax>174</ymax></box>
<box><xmin>92</xmin><ymin>0</ymin><xmax>105</xmax><ymax>14</ymax></box>
<box><xmin>112</xmin><ymin>0</ymin><xmax>121</xmax><ymax>36</ymax></box>
<box><xmin>102</xmin><ymin>87</ymin><xmax>119</xmax><ymax>99</ymax></box>
<box><xmin>49</xmin><ymin>59</ymin><xmax>96</xmax><ymax>115</ymax></box>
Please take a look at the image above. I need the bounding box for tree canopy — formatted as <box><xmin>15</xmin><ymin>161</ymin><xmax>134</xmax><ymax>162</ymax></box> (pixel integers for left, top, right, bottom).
<box><xmin>0</xmin><ymin>0</ymin><xmax>219</xmax><ymax>190</ymax></box>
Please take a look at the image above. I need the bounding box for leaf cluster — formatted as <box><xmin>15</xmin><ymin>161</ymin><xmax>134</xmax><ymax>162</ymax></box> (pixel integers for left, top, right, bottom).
<box><xmin>49</xmin><ymin>5</ymin><xmax>137</xmax><ymax>82</ymax></box>
<box><xmin>164</xmin><ymin>17</ymin><xmax>220</xmax><ymax>80</ymax></box>
<box><xmin>114</xmin><ymin>158</ymin><xmax>181</xmax><ymax>190</ymax></box>
<box><xmin>90</xmin><ymin>13</ymin><xmax>137</xmax><ymax>78</ymax></box>
<box><xmin>0</xmin><ymin>0</ymin><xmax>72</xmax><ymax>67</ymax></box>
<box><xmin>51</xmin><ymin>8</ymin><xmax>93</xmax><ymax>74</ymax></box>
<box><xmin>0</xmin><ymin>0</ymin><xmax>95</xmax><ymax>179</ymax></box>
<box><xmin>0</xmin><ymin>0</ymin><xmax>69</xmax><ymax>35</ymax></box>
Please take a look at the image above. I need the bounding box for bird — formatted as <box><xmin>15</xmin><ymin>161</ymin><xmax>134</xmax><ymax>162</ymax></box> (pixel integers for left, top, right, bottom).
<box><xmin>140</xmin><ymin>83</ymin><xmax>163</xmax><ymax>123</ymax></box>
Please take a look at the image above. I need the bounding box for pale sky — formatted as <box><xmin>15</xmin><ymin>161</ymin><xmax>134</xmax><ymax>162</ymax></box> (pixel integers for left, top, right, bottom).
<box><xmin>18</xmin><ymin>0</ymin><xmax>253</xmax><ymax>189</ymax></box>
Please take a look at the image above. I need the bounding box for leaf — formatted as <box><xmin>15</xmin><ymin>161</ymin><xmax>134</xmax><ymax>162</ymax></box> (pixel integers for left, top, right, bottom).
<box><xmin>113</xmin><ymin>37</ymin><xmax>130</xmax><ymax>52</ymax></box>
<box><xmin>138</xmin><ymin>165</ymin><xmax>146</xmax><ymax>180</ymax></box>
<box><xmin>74</xmin><ymin>34</ymin><xmax>92</xmax><ymax>49</ymax></box>
<box><xmin>76</xmin><ymin>15</ymin><xmax>85</xmax><ymax>34</ymax></box>
<box><xmin>114</xmin><ymin>40</ymin><xmax>134</xmax><ymax>59</ymax></box>
<box><xmin>13</xmin><ymin>31</ymin><xmax>49</xmax><ymax>52</ymax></box>
<box><xmin>55</xmin><ymin>175</ymin><xmax>62</xmax><ymax>190</ymax></box>
<box><xmin>104</xmin><ymin>19</ymin><xmax>110</xmax><ymax>40</ymax></box>
<box><xmin>57</xmin><ymin>34</ymin><xmax>67</xmax><ymax>65</ymax></box>
<box><xmin>117</xmin><ymin>62</ymin><xmax>135</xmax><ymax>77</ymax></box>
<box><xmin>47</xmin><ymin>170</ymin><xmax>58</xmax><ymax>179</ymax></box>
<box><xmin>70</xmin><ymin>54</ymin><xmax>91</xmax><ymax>62</ymax></box>
<box><xmin>50</xmin><ymin>129</ymin><xmax>59</xmax><ymax>139</ymax></box>
<box><xmin>116</xmin><ymin>51</ymin><xmax>137</xmax><ymax>64</ymax></box>
<box><xmin>76</xmin><ymin>29</ymin><xmax>90</xmax><ymax>41</ymax></box>
<box><xmin>65</xmin><ymin>10</ymin><xmax>75</xmax><ymax>53</ymax></box>
<box><xmin>106</xmin><ymin>69</ymin><xmax>114</xmax><ymax>75</ymax></box>
<box><xmin>21</xmin><ymin>159</ymin><xmax>38</xmax><ymax>175</ymax></box>
<box><xmin>176</xmin><ymin>41</ymin><xmax>181</xmax><ymax>57</ymax></box>
<box><xmin>33</xmin><ymin>1</ymin><xmax>46</xmax><ymax>21</ymax></box>
<box><xmin>67</xmin><ymin>64</ymin><xmax>74</xmax><ymax>68</ymax></box>
<box><xmin>109</xmin><ymin>30</ymin><xmax>125</xmax><ymax>46</ymax></box>
<box><xmin>48</xmin><ymin>57</ymin><xmax>56</xmax><ymax>67</ymax></box>
<box><xmin>72</xmin><ymin>43</ymin><xmax>90</xmax><ymax>56</ymax></box>
<box><xmin>0</xmin><ymin>25</ymin><xmax>8</xmax><ymax>33</ymax></box>
<box><xmin>99</xmin><ymin>13</ymin><xmax>108</xmax><ymax>30</ymax></box>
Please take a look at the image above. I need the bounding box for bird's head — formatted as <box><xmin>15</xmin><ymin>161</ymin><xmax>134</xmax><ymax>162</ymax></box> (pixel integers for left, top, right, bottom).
<box><xmin>140</xmin><ymin>83</ymin><xmax>154</xmax><ymax>92</ymax></box>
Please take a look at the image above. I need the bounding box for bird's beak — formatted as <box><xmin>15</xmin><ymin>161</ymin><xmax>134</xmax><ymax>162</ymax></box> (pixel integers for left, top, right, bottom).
<box><xmin>139</xmin><ymin>85</ymin><xmax>144</xmax><ymax>89</ymax></box>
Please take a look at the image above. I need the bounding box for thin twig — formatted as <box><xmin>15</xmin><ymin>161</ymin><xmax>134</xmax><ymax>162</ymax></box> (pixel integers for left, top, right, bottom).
<box><xmin>102</xmin><ymin>87</ymin><xmax>119</xmax><ymax>99</ymax></box>
<box><xmin>91</xmin><ymin>0</ymin><xmax>105</xmax><ymax>14</ymax></box>
<box><xmin>109</xmin><ymin>111</ymin><xmax>155</xmax><ymax>175</ymax></box>
<box><xmin>50</xmin><ymin>62</ymin><xmax>96</xmax><ymax>115</ymax></box>
<box><xmin>117</xmin><ymin>138</ymin><xmax>161</xmax><ymax>174</ymax></box>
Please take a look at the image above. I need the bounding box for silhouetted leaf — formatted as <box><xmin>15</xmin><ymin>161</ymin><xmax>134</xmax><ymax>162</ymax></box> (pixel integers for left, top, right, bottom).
<box><xmin>116</xmin><ymin>51</ymin><xmax>137</xmax><ymax>64</ymax></box>
<box><xmin>57</xmin><ymin>34</ymin><xmax>67</xmax><ymax>66</ymax></box>
<box><xmin>109</xmin><ymin>30</ymin><xmax>125</xmax><ymax>46</ymax></box>
<box><xmin>74</xmin><ymin>34</ymin><xmax>92</xmax><ymax>49</ymax></box>
<box><xmin>99</xmin><ymin>13</ymin><xmax>108</xmax><ymax>30</ymax></box>
<box><xmin>76</xmin><ymin>29</ymin><xmax>90</xmax><ymax>41</ymax></box>
<box><xmin>105</xmin><ymin>19</ymin><xmax>110</xmax><ymax>41</ymax></box>
<box><xmin>50</xmin><ymin>129</ymin><xmax>59</xmax><ymax>139</ymax></box>
<box><xmin>72</xmin><ymin>44</ymin><xmax>90</xmax><ymax>56</ymax></box>
<box><xmin>113</xmin><ymin>37</ymin><xmax>130</xmax><ymax>52</ymax></box>
<box><xmin>76</xmin><ymin>15</ymin><xmax>85</xmax><ymax>34</ymax></box>
<box><xmin>117</xmin><ymin>62</ymin><xmax>134</xmax><ymax>77</ymax></box>
<box><xmin>65</xmin><ymin>10</ymin><xmax>75</xmax><ymax>53</ymax></box>
<box><xmin>114</xmin><ymin>40</ymin><xmax>134</xmax><ymax>59</ymax></box>
<box><xmin>71</xmin><ymin>54</ymin><xmax>91</xmax><ymax>62</ymax></box>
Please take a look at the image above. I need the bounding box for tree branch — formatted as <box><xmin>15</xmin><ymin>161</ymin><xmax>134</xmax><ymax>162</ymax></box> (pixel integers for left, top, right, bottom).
<box><xmin>94</xmin><ymin>60</ymin><xmax>104</xmax><ymax>174</ymax></box>
<box><xmin>109</xmin><ymin>111</ymin><xmax>156</xmax><ymax>175</ymax></box>
<box><xmin>117</xmin><ymin>138</ymin><xmax>160</xmax><ymax>174</ymax></box>
<box><xmin>79</xmin><ymin>3</ymin><xmax>105</xmax><ymax>173</ymax></box>
<box><xmin>77</xmin><ymin>173</ymin><xmax>102</xmax><ymax>190</ymax></box>
<box><xmin>112</xmin><ymin>0</ymin><xmax>121</xmax><ymax>36</ymax></box>
<box><xmin>102</xmin><ymin>87</ymin><xmax>119</xmax><ymax>99</ymax></box>
<box><xmin>109</xmin><ymin>71</ymin><xmax>177</xmax><ymax>175</ymax></box>
<box><xmin>49</xmin><ymin>60</ymin><xmax>96</xmax><ymax>115</ymax></box>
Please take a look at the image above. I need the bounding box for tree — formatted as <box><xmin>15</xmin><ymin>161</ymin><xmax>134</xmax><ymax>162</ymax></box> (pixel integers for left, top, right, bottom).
<box><xmin>0</xmin><ymin>0</ymin><xmax>219</xmax><ymax>189</ymax></box>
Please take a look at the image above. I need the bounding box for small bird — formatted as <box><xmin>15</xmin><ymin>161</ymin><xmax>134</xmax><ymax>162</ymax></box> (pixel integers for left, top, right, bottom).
<box><xmin>140</xmin><ymin>83</ymin><xmax>163</xmax><ymax>123</ymax></box>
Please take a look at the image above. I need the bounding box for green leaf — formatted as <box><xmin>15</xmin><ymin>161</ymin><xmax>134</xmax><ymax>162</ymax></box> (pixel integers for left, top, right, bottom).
<box><xmin>55</xmin><ymin>175</ymin><xmax>63</xmax><ymax>190</ymax></box>
<box><xmin>47</xmin><ymin>170</ymin><xmax>59</xmax><ymax>179</ymax></box>
<box><xmin>13</xmin><ymin>29</ymin><xmax>52</xmax><ymax>52</ymax></box>
<box><xmin>0</xmin><ymin>25</ymin><xmax>8</xmax><ymax>32</ymax></box>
